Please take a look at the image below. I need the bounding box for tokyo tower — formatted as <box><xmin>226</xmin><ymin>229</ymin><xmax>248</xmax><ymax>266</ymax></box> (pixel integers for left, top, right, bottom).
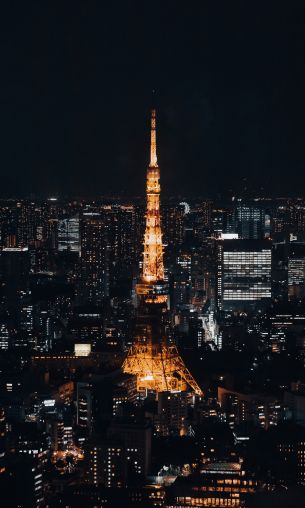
<box><xmin>122</xmin><ymin>110</ymin><xmax>202</xmax><ymax>396</ymax></box>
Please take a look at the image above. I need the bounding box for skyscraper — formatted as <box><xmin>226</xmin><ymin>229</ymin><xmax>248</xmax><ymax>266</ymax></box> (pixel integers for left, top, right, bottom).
<box><xmin>288</xmin><ymin>242</ymin><xmax>305</xmax><ymax>300</ymax></box>
<box><xmin>162</xmin><ymin>203</ymin><xmax>185</xmax><ymax>254</ymax></box>
<box><xmin>0</xmin><ymin>407</ymin><xmax>6</xmax><ymax>475</ymax></box>
<box><xmin>106</xmin><ymin>204</ymin><xmax>135</xmax><ymax>294</ymax></box>
<box><xmin>0</xmin><ymin>247</ymin><xmax>30</xmax><ymax>322</ymax></box>
<box><xmin>235</xmin><ymin>204</ymin><xmax>268</xmax><ymax>239</ymax></box>
<box><xmin>58</xmin><ymin>215</ymin><xmax>80</xmax><ymax>253</ymax></box>
<box><xmin>79</xmin><ymin>211</ymin><xmax>109</xmax><ymax>305</ymax></box>
<box><xmin>217</xmin><ymin>239</ymin><xmax>272</xmax><ymax>311</ymax></box>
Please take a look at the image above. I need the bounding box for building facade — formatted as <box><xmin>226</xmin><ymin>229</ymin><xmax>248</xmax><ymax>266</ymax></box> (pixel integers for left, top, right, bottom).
<box><xmin>217</xmin><ymin>240</ymin><xmax>272</xmax><ymax>311</ymax></box>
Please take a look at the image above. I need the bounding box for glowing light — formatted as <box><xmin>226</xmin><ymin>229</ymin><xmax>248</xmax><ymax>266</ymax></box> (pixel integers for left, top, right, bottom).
<box><xmin>74</xmin><ymin>343</ymin><xmax>91</xmax><ymax>356</ymax></box>
<box><xmin>220</xmin><ymin>233</ymin><xmax>239</xmax><ymax>240</ymax></box>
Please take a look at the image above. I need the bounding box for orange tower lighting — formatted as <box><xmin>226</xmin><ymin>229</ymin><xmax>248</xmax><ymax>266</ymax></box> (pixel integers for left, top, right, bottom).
<box><xmin>143</xmin><ymin>110</ymin><xmax>164</xmax><ymax>282</ymax></box>
<box><xmin>122</xmin><ymin>110</ymin><xmax>202</xmax><ymax>397</ymax></box>
<box><xmin>136</xmin><ymin>109</ymin><xmax>167</xmax><ymax>303</ymax></box>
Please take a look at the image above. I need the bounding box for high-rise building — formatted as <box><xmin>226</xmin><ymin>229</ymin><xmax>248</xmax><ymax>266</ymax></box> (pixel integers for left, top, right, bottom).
<box><xmin>272</xmin><ymin>240</ymin><xmax>289</xmax><ymax>302</ymax></box>
<box><xmin>58</xmin><ymin>215</ymin><xmax>80</xmax><ymax>253</ymax></box>
<box><xmin>16</xmin><ymin>201</ymin><xmax>47</xmax><ymax>247</ymax></box>
<box><xmin>79</xmin><ymin>211</ymin><xmax>109</xmax><ymax>305</ymax></box>
<box><xmin>0</xmin><ymin>247</ymin><xmax>30</xmax><ymax>320</ymax></box>
<box><xmin>288</xmin><ymin>243</ymin><xmax>305</xmax><ymax>300</ymax></box>
<box><xmin>218</xmin><ymin>386</ymin><xmax>285</xmax><ymax>430</ymax></box>
<box><xmin>6</xmin><ymin>455</ymin><xmax>45</xmax><ymax>507</ymax></box>
<box><xmin>85</xmin><ymin>417</ymin><xmax>152</xmax><ymax>488</ymax></box>
<box><xmin>69</xmin><ymin>306</ymin><xmax>103</xmax><ymax>348</ymax></box>
<box><xmin>211</xmin><ymin>207</ymin><xmax>235</xmax><ymax>238</ymax></box>
<box><xmin>88</xmin><ymin>438</ymin><xmax>125</xmax><ymax>487</ymax></box>
<box><xmin>217</xmin><ymin>240</ymin><xmax>272</xmax><ymax>311</ymax></box>
<box><xmin>106</xmin><ymin>205</ymin><xmax>135</xmax><ymax>294</ymax></box>
<box><xmin>272</xmin><ymin>203</ymin><xmax>294</xmax><ymax>233</ymax></box>
<box><xmin>108</xmin><ymin>417</ymin><xmax>152</xmax><ymax>480</ymax></box>
<box><xmin>235</xmin><ymin>204</ymin><xmax>268</xmax><ymax>239</ymax></box>
<box><xmin>162</xmin><ymin>204</ymin><xmax>185</xmax><ymax>253</ymax></box>
<box><xmin>77</xmin><ymin>382</ymin><xmax>93</xmax><ymax>433</ymax></box>
<box><xmin>171</xmin><ymin>252</ymin><xmax>192</xmax><ymax>309</ymax></box>
<box><xmin>156</xmin><ymin>391</ymin><xmax>189</xmax><ymax>436</ymax></box>
<box><xmin>0</xmin><ymin>407</ymin><xmax>6</xmax><ymax>475</ymax></box>
<box><xmin>0</xmin><ymin>202</ymin><xmax>19</xmax><ymax>248</ymax></box>
<box><xmin>46</xmin><ymin>218</ymin><xmax>59</xmax><ymax>250</ymax></box>
<box><xmin>0</xmin><ymin>323</ymin><xmax>10</xmax><ymax>350</ymax></box>
<box><xmin>272</xmin><ymin>200</ymin><xmax>305</xmax><ymax>235</ymax></box>
<box><xmin>198</xmin><ymin>200</ymin><xmax>212</xmax><ymax>229</ymax></box>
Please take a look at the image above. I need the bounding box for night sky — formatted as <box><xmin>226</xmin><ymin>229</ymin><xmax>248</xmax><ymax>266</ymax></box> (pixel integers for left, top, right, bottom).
<box><xmin>1</xmin><ymin>1</ymin><xmax>305</xmax><ymax>198</ymax></box>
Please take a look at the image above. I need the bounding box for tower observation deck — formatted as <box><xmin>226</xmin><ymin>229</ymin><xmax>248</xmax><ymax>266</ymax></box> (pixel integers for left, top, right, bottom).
<box><xmin>122</xmin><ymin>110</ymin><xmax>202</xmax><ymax>396</ymax></box>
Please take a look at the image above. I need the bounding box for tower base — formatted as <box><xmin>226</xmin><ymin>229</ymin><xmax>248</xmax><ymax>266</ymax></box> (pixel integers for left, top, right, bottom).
<box><xmin>122</xmin><ymin>342</ymin><xmax>203</xmax><ymax>396</ymax></box>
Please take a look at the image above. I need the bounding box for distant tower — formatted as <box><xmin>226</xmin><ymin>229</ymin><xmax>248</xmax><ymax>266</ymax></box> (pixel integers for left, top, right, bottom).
<box><xmin>123</xmin><ymin>110</ymin><xmax>202</xmax><ymax>396</ymax></box>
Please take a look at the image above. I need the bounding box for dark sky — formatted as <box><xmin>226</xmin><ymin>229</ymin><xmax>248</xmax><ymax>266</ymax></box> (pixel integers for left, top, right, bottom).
<box><xmin>1</xmin><ymin>1</ymin><xmax>305</xmax><ymax>198</ymax></box>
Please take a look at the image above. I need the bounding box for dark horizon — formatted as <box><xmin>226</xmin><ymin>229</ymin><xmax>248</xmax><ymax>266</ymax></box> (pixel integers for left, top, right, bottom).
<box><xmin>1</xmin><ymin>2</ymin><xmax>305</xmax><ymax>197</ymax></box>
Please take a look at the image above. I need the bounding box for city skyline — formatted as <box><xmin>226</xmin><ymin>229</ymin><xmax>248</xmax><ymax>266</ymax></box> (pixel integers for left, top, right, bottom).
<box><xmin>2</xmin><ymin>3</ymin><xmax>305</xmax><ymax>507</ymax></box>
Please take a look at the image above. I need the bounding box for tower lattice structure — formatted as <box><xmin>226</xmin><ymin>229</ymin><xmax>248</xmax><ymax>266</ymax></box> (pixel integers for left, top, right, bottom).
<box><xmin>122</xmin><ymin>110</ymin><xmax>202</xmax><ymax>396</ymax></box>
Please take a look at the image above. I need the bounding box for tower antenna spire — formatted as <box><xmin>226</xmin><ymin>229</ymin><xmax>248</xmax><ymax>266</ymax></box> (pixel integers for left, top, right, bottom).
<box><xmin>150</xmin><ymin>109</ymin><xmax>158</xmax><ymax>167</ymax></box>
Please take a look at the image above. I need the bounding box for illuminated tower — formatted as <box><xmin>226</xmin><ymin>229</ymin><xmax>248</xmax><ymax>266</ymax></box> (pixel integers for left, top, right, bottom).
<box><xmin>123</xmin><ymin>110</ymin><xmax>202</xmax><ymax>396</ymax></box>
<box><xmin>135</xmin><ymin>109</ymin><xmax>167</xmax><ymax>303</ymax></box>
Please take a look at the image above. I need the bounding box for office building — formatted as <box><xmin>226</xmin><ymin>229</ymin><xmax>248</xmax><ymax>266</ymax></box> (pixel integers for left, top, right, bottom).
<box><xmin>0</xmin><ymin>324</ymin><xmax>10</xmax><ymax>350</ymax></box>
<box><xmin>58</xmin><ymin>215</ymin><xmax>80</xmax><ymax>253</ymax></box>
<box><xmin>235</xmin><ymin>204</ymin><xmax>269</xmax><ymax>239</ymax></box>
<box><xmin>79</xmin><ymin>211</ymin><xmax>109</xmax><ymax>305</ymax></box>
<box><xmin>0</xmin><ymin>247</ymin><xmax>30</xmax><ymax>322</ymax></box>
<box><xmin>6</xmin><ymin>455</ymin><xmax>45</xmax><ymax>507</ymax></box>
<box><xmin>107</xmin><ymin>417</ymin><xmax>152</xmax><ymax>480</ymax></box>
<box><xmin>288</xmin><ymin>242</ymin><xmax>305</xmax><ymax>300</ymax></box>
<box><xmin>86</xmin><ymin>438</ymin><xmax>125</xmax><ymax>487</ymax></box>
<box><xmin>77</xmin><ymin>382</ymin><xmax>93</xmax><ymax>433</ymax></box>
<box><xmin>162</xmin><ymin>204</ymin><xmax>185</xmax><ymax>253</ymax></box>
<box><xmin>0</xmin><ymin>408</ymin><xmax>6</xmax><ymax>475</ymax></box>
<box><xmin>217</xmin><ymin>240</ymin><xmax>272</xmax><ymax>311</ymax></box>
<box><xmin>218</xmin><ymin>386</ymin><xmax>285</xmax><ymax>430</ymax></box>
<box><xmin>156</xmin><ymin>391</ymin><xmax>189</xmax><ymax>436</ymax></box>
<box><xmin>166</xmin><ymin>462</ymin><xmax>257</xmax><ymax>507</ymax></box>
